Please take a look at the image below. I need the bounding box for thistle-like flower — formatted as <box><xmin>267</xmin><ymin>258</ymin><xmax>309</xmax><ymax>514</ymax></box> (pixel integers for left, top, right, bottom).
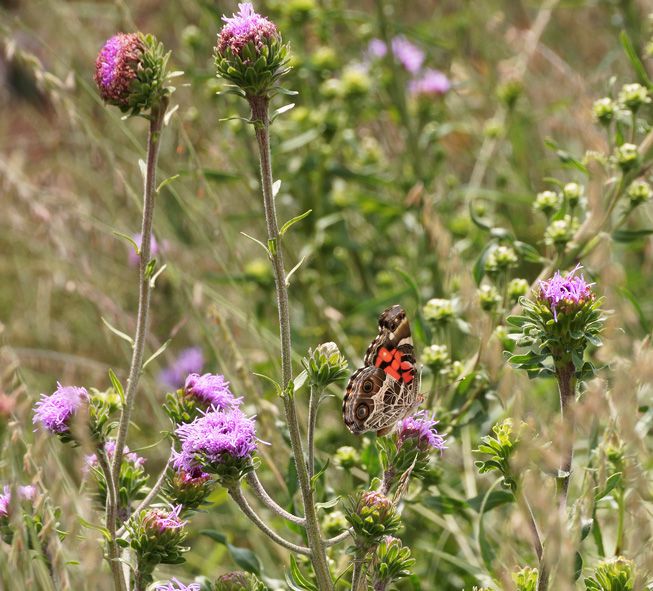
<box><xmin>408</xmin><ymin>68</ymin><xmax>450</xmax><ymax>98</ymax></box>
<box><xmin>397</xmin><ymin>411</ymin><xmax>446</xmax><ymax>453</ymax></box>
<box><xmin>345</xmin><ymin>490</ymin><xmax>401</xmax><ymax>547</ymax></box>
<box><xmin>369</xmin><ymin>536</ymin><xmax>416</xmax><ymax>591</ymax></box>
<box><xmin>0</xmin><ymin>484</ymin><xmax>36</xmax><ymax>519</ymax></box>
<box><xmin>173</xmin><ymin>408</ymin><xmax>258</xmax><ymax>486</ymax></box>
<box><xmin>585</xmin><ymin>557</ymin><xmax>635</xmax><ymax>591</ymax></box>
<box><xmin>159</xmin><ymin>347</ymin><xmax>204</xmax><ymax>391</ymax></box>
<box><xmin>214</xmin><ymin>3</ymin><xmax>290</xmax><ymax>97</ymax></box>
<box><xmin>33</xmin><ymin>384</ymin><xmax>88</xmax><ymax>438</ymax></box>
<box><xmin>155</xmin><ymin>579</ymin><xmax>200</xmax><ymax>591</ymax></box>
<box><xmin>214</xmin><ymin>571</ymin><xmax>268</xmax><ymax>591</ymax></box>
<box><xmin>184</xmin><ymin>373</ymin><xmax>241</xmax><ymax>410</ymax></box>
<box><xmin>164</xmin><ymin>467</ymin><xmax>215</xmax><ymax>510</ymax></box>
<box><xmin>390</xmin><ymin>36</ymin><xmax>424</xmax><ymax>73</ymax></box>
<box><xmin>95</xmin><ymin>33</ymin><xmax>171</xmax><ymax>115</ymax></box>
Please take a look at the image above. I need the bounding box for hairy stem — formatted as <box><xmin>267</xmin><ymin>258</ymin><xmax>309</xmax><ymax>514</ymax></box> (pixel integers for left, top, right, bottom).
<box><xmin>351</xmin><ymin>548</ymin><xmax>369</xmax><ymax>591</ymax></box>
<box><xmin>245</xmin><ymin>471</ymin><xmax>306</xmax><ymax>525</ymax></box>
<box><xmin>556</xmin><ymin>361</ymin><xmax>577</xmax><ymax>506</ymax></box>
<box><xmin>307</xmin><ymin>385</ymin><xmax>319</xmax><ymax>479</ymax></box>
<box><xmin>517</xmin><ymin>491</ymin><xmax>548</xmax><ymax>591</ymax></box>
<box><xmin>228</xmin><ymin>486</ymin><xmax>311</xmax><ymax>556</ymax></box>
<box><xmin>248</xmin><ymin>95</ymin><xmax>333</xmax><ymax>590</ymax></box>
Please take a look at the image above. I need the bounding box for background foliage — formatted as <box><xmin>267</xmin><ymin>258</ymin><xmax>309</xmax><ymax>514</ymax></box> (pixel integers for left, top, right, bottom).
<box><xmin>1</xmin><ymin>0</ymin><xmax>653</xmax><ymax>589</ymax></box>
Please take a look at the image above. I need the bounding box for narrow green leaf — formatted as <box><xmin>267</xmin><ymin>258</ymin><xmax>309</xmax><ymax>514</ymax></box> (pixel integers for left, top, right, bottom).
<box><xmin>142</xmin><ymin>339</ymin><xmax>171</xmax><ymax>369</ymax></box>
<box><xmin>620</xmin><ymin>31</ymin><xmax>653</xmax><ymax>87</ymax></box>
<box><xmin>149</xmin><ymin>263</ymin><xmax>167</xmax><ymax>288</ymax></box>
<box><xmin>156</xmin><ymin>174</ymin><xmax>180</xmax><ymax>193</ymax></box>
<box><xmin>112</xmin><ymin>231</ymin><xmax>139</xmax><ymax>254</ymax></box>
<box><xmin>285</xmin><ymin>256</ymin><xmax>307</xmax><ymax>286</ymax></box>
<box><xmin>108</xmin><ymin>369</ymin><xmax>125</xmax><ymax>404</ymax></box>
<box><xmin>101</xmin><ymin>317</ymin><xmax>134</xmax><ymax>347</ymax></box>
<box><xmin>240</xmin><ymin>232</ymin><xmax>270</xmax><ymax>254</ymax></box>
<box><xmin>78</xmin><ymin>517</ymin><xmax>111</xmax><ymax>541</ymax></box>
<box><xmin>280</xmin><ymin>210</ymin><xmax>313</xmax><ymax>236</ymax></box>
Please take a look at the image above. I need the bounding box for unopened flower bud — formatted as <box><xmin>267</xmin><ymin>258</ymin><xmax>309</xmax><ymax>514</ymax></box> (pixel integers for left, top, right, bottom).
<box><xmin>615</xmin><ymin>143</ymin><xmax>639</xmax><ymax>171</ymax></box>
<box><xmin>544</xmin><ymin>217</ymin><xmax>574</xmax><ymax>250</ymax></box>
<box><xmin>512</xmin><ymin>566</ymin><xmax>538</xmax><ymax>591</ymax></box>
<box><xmin>626</xmin><ymin>179</ymin><xmax>652</xmax><ymax>207</ymax></box>
<box><xmin>593</xmin><ymin>97</ymin><xmax>616</xmax><ymax>125</ymax></box>
<box><xmin>533</xmin><ymin>190</ymin><xmax>561</xmax><ymax>216</ymax></box>
<box><xmin>369</xmin><ymin>536</ymin><xmax>416</xmax><ymax>590</ymax></box>
<box><xmin>478</xmin><ymin>284</ymin><xmax>502</xmax><ymax>312</ymax></box>
<box><xmin>507</xmin><ymin>278</ymin><xmax>529</xmax><ymax>303</ymax></box>
<box><xmin>497</xmin><ymin>79</ymin><xmax>522</xmax><ymax>109</ymax></box>
<box><xmin>334</xmin><ymin>446</ymin><xmax>360</xmax><ymax>470</ymax></box>
<box><xmin>345</xmin><ymin>490</ymin><xmax>401</xmax><ymax>547</ymax></box>
<box><xmin>422</xmin><ymin>344</ymin><xmax>450</xmax><ymax>372</ymax></box>
<box><xmin>214</xmin><ymin>571</ymin><xmax>267</xmax><ymax>591</ymax></box>
<box><xmin>585</xmin><ymin>557</ymin><xmax>635</xmax><ymax>591</ymax></box>
<box><xmin>423</xmin><ymin>298</ymin><xmax>455</xmax><ymax>325</ymax></box>
<box><xmin>164</xmin><ymin>468</ymin><xmax>215</xmax><ymax>510</ymax></box>
<box><xmin>302</xmin><ymin>342</ymin><xmax>349</xmax><ymax>388</ymax></box>
<box><xmin>562</xmin><ymin>182</ymin><xmax>584</xmax><ymax>207</ymax></box>
<box><xmin>485</xmin><ymin>245</ymin><xmax>518</xmax><ymax>274</ymax></box>
<box><xmin>618</xmin><ymin>83</ymin><xmax>651</xmax><ymax>112</ymax></box>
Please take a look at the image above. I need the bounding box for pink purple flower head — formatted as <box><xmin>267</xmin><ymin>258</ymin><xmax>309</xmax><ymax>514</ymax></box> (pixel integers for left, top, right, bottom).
<box><xmin>33</xmin><ymin>383</ymin><xmax>88</xmax><ymax>434</ymax></box>
<box><xmin>155</xmin><ymin>579</ymin><xmax>200</xmax><ymax>591</ymax></box>
<box><xmin>128</xmin><ymin>233</ymin><xmax>160</xmax><ymax>267</ymax></box>
<box><xmin>173</xmin><ymin>408</ymin><xmax>257</xmax><ymax>473</ymax></box>
<box><xmin>143</xmin><ymin>504</ymin><xmax>186</xmax><ymax>533</ymax></box>
<box><xmin>391</xmin><ymin>36</ymin><xmax>424</xmax><ymax>73</ymax></box>
<box><xmin>367</xmin><ymin>38</ymin><xmax>388</xmax><ymax>59</ymax></box>
<box><xmin>0</xmin><ymin>484</ymin><xmax>37</xmax><ymax>518</ymax></box>
<box><xmin>408</xmin><ymin>68</ymin><xmax>451</xmax><ymax>98</ymax></box>
<box><xmin>159</xmin><ymin>347</ymin><xmax>204</xmax><ymax>391</ymax></box>
<box><xmin>94</xmin><ymin>33</ymin><xmax>145</xmax><ymax>107</ymax></box>
<box><xmin>539</xmin><ymin>264</ymin><xmax>595</xmax><ymax>321</ymax></box>
<box><xmin>217</xmin><ymin>3</ymin><xmax>278</xmax><ymax>60</ymax></box>
<box><xmin>85</xmin><ymin>440</ymin><xmax>145</xmax><ymax>473</ymax></box>
<box><xmin>184</xmin><ymin>372</ymin><xmax>241</xmax><ymax>410</ymax></box>
<box><xmin>398</xmin><ymin>411</ymin><xmax>446</xmax><ymax>452</ymax></box>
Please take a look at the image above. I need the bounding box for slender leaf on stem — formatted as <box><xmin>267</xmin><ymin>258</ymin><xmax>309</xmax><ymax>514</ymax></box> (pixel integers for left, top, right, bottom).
<box><xmin>101</xmin><ymin>317</ymin><xmax>134</xmax><ymax>347</ymax></box>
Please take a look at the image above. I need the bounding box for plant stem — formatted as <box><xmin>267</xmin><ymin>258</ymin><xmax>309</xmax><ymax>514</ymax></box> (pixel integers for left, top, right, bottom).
<box><xmin>245</xmin><ymin>471</ymin><xmax>306</xmax><ymax>525</ymax></box>
<box><xmin>96</xmin><ymin>446</ymin><xmax>127</xmax><ymax>591</ymax></box>
<box><xmin>351</xmin><ymin>548</ymin><xmax>368</xmax><ymax>591</ymax></box>
<box><xmin>106</xmin><ymin>99</ymin><xmax>168</xmax><ymax>590</ymax></box>
<box><xmin>555</xmin><ymin>361</ymin><xmax>577</xmax><ymax>506</ymax></box>
<box><xmin>517</xmin><ymin>491</ymin><xmax>548</xmax><ymax>591</ymax></box>
<box><xmin>248</xmin><ymin>95</ymin><xmax>333</xmax><ymax>591</ymax></box>
<box><xmin>228</xmin><ymin>487</ymin><xmax>311</xmax><ymax>556</ymax></box>
<box><xmin>307</xmin><ymin>385</ymin><xmax>319</xmax><ymax>479</ymax></box>
<box><xmin>615</xmin><ymin>489</ymin><xmax>625</xmax><ymax>555</ymax></box>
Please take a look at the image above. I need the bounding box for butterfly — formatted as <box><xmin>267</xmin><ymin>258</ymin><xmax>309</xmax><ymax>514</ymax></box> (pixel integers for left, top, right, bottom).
<box><xmin>343</xmin><ymin>305</ymin><xmax>423</xmax><ymax>436</ymax></box>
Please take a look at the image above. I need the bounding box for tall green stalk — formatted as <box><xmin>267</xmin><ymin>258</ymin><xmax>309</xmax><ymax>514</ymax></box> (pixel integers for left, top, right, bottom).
<box><xmin>248</xmin><ymin>95</ymin><xmax>333</xmax><ymax>591</ymax></box>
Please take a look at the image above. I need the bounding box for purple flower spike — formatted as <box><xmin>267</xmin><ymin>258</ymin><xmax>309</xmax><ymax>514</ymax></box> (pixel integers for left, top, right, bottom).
<box><xmin>159</xmin><ymin>347</ymin><xmax>204</xmax><ymax>391</ymax></box>
<box><xmin>94</xmin><ymin>33</ymin><xmax>145</xmax><ymax>107</ymax></box>
<box><xmin>391</xmin><ymin>36</ymin><xmax>424</xmax><ymax>73</ymax></box>
<box><xmin>85</xmin><ymin>440</ymin><xmax>145</xmax><ymax>473</ymax></box>
<box><xmin>144</xmin><ymin>504</ymin><xmax>186</xmax><ymax>533</ymax></box>
<box><xmin>217</xmin><ymin>2</ymin><xmax>278</xmax><ymax>60</ymax></box>
<box><xmin>398</xmin><ymin>411</ymin><xmax>446</xmax><ymax>452</ymax></box>
<box><xmin>539</xmin><ymin>264</ymin><xmax>595</xmax><ymax>321</ymax></box>
<box><xmin>184</xmin><ymin>373</ymin><xmax>241</xmax><ymax>410</ymax></box>
<box><xmin>174</xmin><ymin>408</ymin><xmax>257</xmax><ymax>473</ymax></box>
<box><xmin>33</xmin><ymin>384</ymin><xmax>88</xmax><ymax>434</ymax></box>
<box><xmin>367</xmin><ymin>38</ymin><xmax>388</xmax><ymax>59</ymax></box>
<box><xmin>409</xmin><ymin>68</ymin><xmax>451</xmax><ymax>98</ymax></box>
<box><xmin>0</xmin><ymin>484</ymin><xmax>37</xmax><ymax>518</ymax></box>
<box><xmin>155</xmin><ymin>579</ymin><xmax>200</xmax><ymax>591</ymax></box>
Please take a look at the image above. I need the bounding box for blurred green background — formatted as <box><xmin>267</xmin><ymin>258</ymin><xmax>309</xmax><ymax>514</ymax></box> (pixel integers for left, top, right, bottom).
<box><xmin>1</xmin><ymin>0</ymin><xmax>653</xmax><ymax>589</ymax></box>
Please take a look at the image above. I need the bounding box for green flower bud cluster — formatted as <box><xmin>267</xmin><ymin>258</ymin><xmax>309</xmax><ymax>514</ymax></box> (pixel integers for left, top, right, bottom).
<box><xmin>485</xmin><ymin>245</ymin><xmax>518</xmax><ymax>275</ymax></box>
<box><xmin>334</xmin><ymin>445</ymin><xmax>360</xmax><ymax>470</ymax></box>
<box><xmin>585</xmin><ymin>557</ymin><xmax>635</xmax><ymax>591</ymax></box>
<box><xmin>544</xmin><ymin>216</ymin><xmax>576</xmax><ymax>250</ymax></box>
<box><xmin>626</xmin><ymin>179</ymin><xmax>652</xmax><ymax>207</ymax></box>
<box><xmin>302</xmin><ymin>342</ymin><xmax>349</xmax><ymax>389</ymax></box>
<box><xmin>534</xmin><ymin>190</ymin><xmax>561</xmax><ymax>217</ymax></box>
<box><xmin>422</xmin><ymin>344</ymin><xmax>450</xmax><ymax>372</ymax></box>
<box><xmin>369</xmin><ymin>536</ymin><xmax>416</xmax><ymax>590</ymax></box>
<box><xmin>163</xmin><ymin>469</ymin><xmax>215</xmax><ymax>511</ymax></box>
<box><xmin>618</xmin><ymin>83</ymin><xmax>651</xmax><ymax>112</ymax></box>
<box><xmin>344</xmin><ymin>490</ymin><xmax>401</xmax><ymax>548</ymax></box>
<box><xmin>163</xmin><ymin>388</ymin><xmax>204</xmax><ymax>428</ymax></box>
<box><xmin>423</xmin><ymin>298</ymin><xmax>456</xmax><ymax>325</ymax></box>
<box><xmin>614</xmin><ymin>143</ymin><xmax>639</xmax><ymax>172</ymax></box>
<box><xmin>214</xmin><ymin>571</ymin><xmax>268</xmax><ymax>591</ymax></box>
<box><xmin>507</xmin><ymin>278</ymin><xmax>529</xmax><ymax>303</ymax></box>
<box><xmin>474</xmin><ymin>418</ymin><xmax>519</xmax><ymax>491</ymax></box>
<box><xmin>89</xmin><ymin>388</ymin><xmax>121</xmax><ymax>442</ymax></box>
<box><xmin>478</xmin><ymin>284</ymin><xmax>502</xmax><ymax>312</ymax></box>
<box><xmin>512</xmin><ymin>566</ymin><xmax>539</xmax><ymax>591</ymax></box>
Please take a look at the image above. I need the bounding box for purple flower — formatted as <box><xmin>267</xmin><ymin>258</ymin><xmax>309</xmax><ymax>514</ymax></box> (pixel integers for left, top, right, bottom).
<box><xmin>173</xmin><ymin>408</ymin><xmax>257</xmax><ymax>473</ymax></box>
<box><xmin>85</xmin><ymin>440</ymin><xmax>145</xmax><ymax>473</ymax></box>
<box><xmin>33</xmin><ymin>384</ymin><xmax>88</xmax><ymax>434</ymax></box>
<box><xmin>539</xmin><ymin>264</ymin><xmax>595</xmax><ymax>321</ymax></box>
<box><xmin>408</xmin><ymin>68</ymin><xmax>451</xmax><ymax>98</ymax></box>
<box><xmin>391</xmin><ymin>36</ymin><xmax>424</xmax><ymax>74</ymax></box>
<box><xmin>155</xmin><ymin>579</ymin><xmax>200</xmax><ymax>591</ymax></box>
<box><xmin>94</xmin><ymin>33</ymin><xmax>145</xmax><ymax>107</ymax></box>
<box><xmin>143</xmin><ymin>504</ymin><xmax>186</xmax><ymax>533</ymax></box>
<box><xmin>159</xmin><ymin>347</ymin><xmax>204</xmax><ymax>391</ymax></box>
<box><xmin>398</xmin><ymin>411</ymin><xmax>446</xmax><ymax>452</ymax></box>
<box><xmin>367</xmin><ymin>38</ymin><xmax>388</xmax><ymax>59</ymax></box>
<box><xmin>217</xmin><ymin>3</ymin><xmax>278</xmax><ymax>60</ymax></box>
<box><xmin>184</xmin><ymin>373</ymin><xmax>241</xmax><ymax>410</ymax></box>
<box><xmin>128</xmin><ymin>233</ymin><xmax>160</xmax><ymax>267</ymax></box>
<box><xmin>0</xmin><ymin>484</ymin><xmax>36</xmax><ymax>518</ymax></box>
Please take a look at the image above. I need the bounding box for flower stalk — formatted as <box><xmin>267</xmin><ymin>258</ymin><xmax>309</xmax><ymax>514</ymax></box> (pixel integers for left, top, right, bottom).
<box><xmin>248</xmin><ymin>95</ymin><xmax>333</xmax><ymax>590</ymax></box>
<box><xmin>555</xmin><ymin>360</ymin><xmax>576</xmax><ymax>505</ymax></box>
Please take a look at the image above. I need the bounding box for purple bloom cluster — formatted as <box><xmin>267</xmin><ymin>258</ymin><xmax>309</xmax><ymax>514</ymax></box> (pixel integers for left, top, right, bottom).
<box><xmin>539</xmin><ymin>264</ymin><xmax>595</xmax><ymax>321</ymax></box>
<box><xmin>408</xmin><ymin>68</ymin><xmax>451</xmax><ymax>98</ymax></box>
<box><xmin>85</xmin><ymin>440</ymin><xmax>145</xmax><ymax>473</ymax></box>
<box><xmin>94</xmin><ymin>33</ymin><xmax>145</xmax><ymax>106</ymax></box>
<box><xmin>155</xmin><ymin>579</ymin><xmax>200</xmax><ymax>591</ymax></box>
<box><xmin>398</xmin><ymin>411</ymin><xmax>446</xmax><ymax>452</ymax></box>
<box><xmin>159</xmin><ymin>347</ymin><xmax>204</xmax><ymax>391</ymax></box>
<box><xmin>184</xmin><ymin>373</ymin><xmax>241</xmax><ymax>410</ymax></box>
<box><xmin>217</xmin><ymin>3</ymin><xmax>278</xmax><ymax>59</ymax></box>
<box><xmin>144</xmin><ymin>505</ymin><xmax>186</xmax><ymax>533</ymax></box>
<box><xmin>173</xmin><ymin>408</ymin><xmax>257</xmax><ymax>473</ymax></box>
<box><xmin>33</xmin><ymin>384</ymin><xmax>88</xmax><ymax>434</ymax></box>
<box><xmin>0</xmin><ymin>484</ymin><xmax>36</xmax><ymax>518</ymax></box>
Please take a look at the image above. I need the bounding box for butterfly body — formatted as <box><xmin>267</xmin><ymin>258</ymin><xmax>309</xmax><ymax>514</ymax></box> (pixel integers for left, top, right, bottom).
<box><xmin>343</xmin><ymin>305</ymin><xmax>423</xmax><ymax>436</ymax></box>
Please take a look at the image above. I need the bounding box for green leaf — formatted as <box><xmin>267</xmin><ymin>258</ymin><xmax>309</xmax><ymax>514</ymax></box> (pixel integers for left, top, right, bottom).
<box><xmin>280</xmin><ymin>210</ymin><xmax>313</xmax><ymax>236</ymax></box>
<box><xmin>477</xmin><ymin>479</ymin><xmax>502</xmax><ymax>576</ymax></box>
<box><xmin>240</xmin><ymin>232</ymin><xmax>270</xmax><ymax>254</ymax></box>
<box><xmin>286</xmin><ymin>256</ymin><xmax>307</xmax><ymax>286</ymax></box>
<box><xmin>156</xmin><ymin>174</ymin><xmax>180</xmax><ymax>193</ymax></box>
<box><xmin>108</xmin><ymin>369</ymin><xmax>125</xmax><ymax>404</ymax></box>
<box><xmin>149</xmin><ymin>263</ymin><xmax>167</xmax><ymax>288</ymax></box>
<box><xmin>112</xmin><ymin>231</ymin><xmax>139</xmax><ymax>254</ymax></box>
<box><xmin>466</xmin><ymin>489</ymin><xmax>514</xmax><ymax>513</ymax></box>
<box><xmin>421</xmin><ymin>494</ymin><xmax>468</xmax><ymax>515</ymax></box>
<box><xmin>200</xmin><ymin>530</ymin><xmax>262</xmax><ymax>575</ymax></box>
<box><xmin>286</xmin><ymin>555</ymin><xmax>318</xmax><ymax>591</ymax></box>
<box><xmin>78</xmin><ymin>517</ymin><xmax>111</xmax><ymax>541</ymax></box>
<box><xmin>594</xmin><ymin>472</ymin><xmax>622</xmax><ymax>501</ymax></box>
<box><xmin>612</xmin><ymin>228</ymin><xmax>653</xmax><ymax>242</ymax></box>
<box><xmin>252</xmin><ymin>372</ymin><xmax>282</xmax><ymax>396</ymax></box>
<box><xmin>101</xmin><ymin>317</ymin><xmax>134</xmax><ymax>347</ymax></box>
<box><xmin>142</xmin><ymin>339</ymin><xmax>171</xmax><ymax>369</ymax></box>
<box><xmin>620</xmin><ymin>31</ymin><xmax>653</xmax><ymax>88</ymax></box>
<box><xmin>513</xmin><ymin>241</ymin><xmax>544</xmax><ymax>263</ymax></box>
<box><xmin>574</xmin><ymin>551</ymin><xmax>583</xmax><ymax>581</ymax></box>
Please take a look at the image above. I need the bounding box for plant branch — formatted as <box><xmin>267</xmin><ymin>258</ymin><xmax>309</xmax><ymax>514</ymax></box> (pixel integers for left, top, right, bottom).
<box><xmin>228</xmin><ymin>486</ymin><xmax>311</xmax><ymax>556</ymax></box>
<box><xmin>555</xmin><ymin>361</ymin><xmax>577</xmax><ymax>506</ymax></box>
<box><xmin>307</xmin><ymin>385</ymin><xmax>320</xmax><ymax>479</ymax></box>
<box><xmin>245</xmin><ymin>471</ymin><xmax>305</xmax><ymax>525</ymax></box>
